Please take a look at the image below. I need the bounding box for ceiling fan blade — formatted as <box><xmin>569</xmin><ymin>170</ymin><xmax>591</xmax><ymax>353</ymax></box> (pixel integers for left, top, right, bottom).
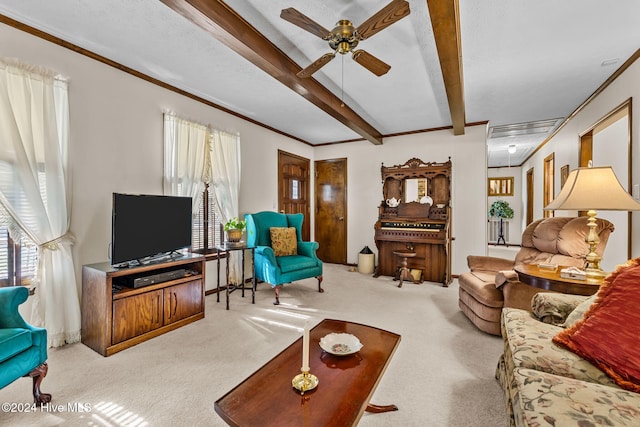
<box><xmin>297</xmin><ymin>53</ymin><xmax>336</xmax><ymax>78</ymax></box>
<box><xmin>356</xmin><ymin>0</ymin><xmax>410</xmax><ymax>40</ymax></box>
<box><xmin>352</xmin><ymin>50</ymin><xmax>391</xmax><ymax>76</ymax></box>
<box><xmin>280</xmin><ymin>8</ymin><xmax>332</xmax><ymax>40</ymax></box>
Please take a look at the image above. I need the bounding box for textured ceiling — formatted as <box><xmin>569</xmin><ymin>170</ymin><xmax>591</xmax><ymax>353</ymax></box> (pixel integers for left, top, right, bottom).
<box><xmin>1</xmin><ymin>0</ymin><xmax>639</xmax><ymax>167</ymax></box>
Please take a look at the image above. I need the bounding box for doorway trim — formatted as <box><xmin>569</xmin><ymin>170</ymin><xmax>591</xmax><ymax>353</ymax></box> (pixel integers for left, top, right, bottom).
<box><xmin>579</xmin><ymin>98</ymin><xmax>633</xmax><ymax>260</ymax></box>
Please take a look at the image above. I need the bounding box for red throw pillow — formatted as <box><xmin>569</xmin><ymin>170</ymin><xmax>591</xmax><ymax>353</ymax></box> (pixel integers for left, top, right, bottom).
<box><xmin>553</xmin><ymin>257</ymin><xmax>640</xmax><ymax>392</ymax></box>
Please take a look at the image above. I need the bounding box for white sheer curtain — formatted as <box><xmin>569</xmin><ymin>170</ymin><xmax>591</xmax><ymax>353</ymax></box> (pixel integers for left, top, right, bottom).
<box><xmin>0</xmin><ymin>58</ymin><xmax>80</xmax><ymax>347</ymax></box>
<box><xmin>162</xmin><ymin>114</ymin><xmax>242</xmax><ymax>283</ymax></box>
<box><xmin>209</xmin><ymin>129</ymin><xmax>242</xmax><ymax>282</ymax></box>
<box><xmin>162</xmin><ymin>113</ymin><xmax>208</xmax><ymax>210</ymax></box>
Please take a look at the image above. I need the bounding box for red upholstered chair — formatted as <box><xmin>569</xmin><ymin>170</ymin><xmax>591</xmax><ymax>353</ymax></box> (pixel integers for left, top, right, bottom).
<box><xmin>458</xmin><ymin>217</ymin><xmax>614</xmax><ymax>335</ymax></box>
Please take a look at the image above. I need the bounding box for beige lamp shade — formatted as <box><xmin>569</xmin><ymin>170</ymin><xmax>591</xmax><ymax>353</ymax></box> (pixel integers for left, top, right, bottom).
<box><xmin>545</xmin><ymin>166</ymin><xmax>640</xmax><ymax>211</ymax></box>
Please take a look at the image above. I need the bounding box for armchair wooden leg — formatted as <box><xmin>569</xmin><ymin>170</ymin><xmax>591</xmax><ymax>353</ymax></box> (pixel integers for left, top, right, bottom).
<box><xmin>27</xmin><ymin>363</ymin><xmax>51</xmax><ymax>404</ymax></box>
<box><xmin>366</xmin><ymin>403</ymin><xmax>398</xmax><ymax>413</ymax></box>
<box><xmin>273</xmin><ymin>286</ymin><xmax>280</xmax><ymax>305</ymax></box>
<box><xmin>317</xmin><ymin>276</ymin><xmax>324</xmax><ymax>293</ymax></box>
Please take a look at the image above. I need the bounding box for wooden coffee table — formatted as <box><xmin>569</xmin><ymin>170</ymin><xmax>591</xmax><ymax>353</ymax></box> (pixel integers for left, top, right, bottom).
<box><xmin>514</xmin><ymin>264</ymin><xmax>604</xmax><ymax>296</ymax></box>
<box><xmin>214</xmin><ymin>318</ymin><xmax>401</xmax><ymax>427</ymax></box>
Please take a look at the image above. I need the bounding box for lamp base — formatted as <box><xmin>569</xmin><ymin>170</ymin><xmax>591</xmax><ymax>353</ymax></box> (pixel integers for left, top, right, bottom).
<box><xmin>583</xmin><ymin>209</ymin><xmax>607</xmax><ymax>280</ymax></box>
<box><xmin>584</xmin><ymin>267</ymin><xmax>607</xmax><ymax>280</ymax></box>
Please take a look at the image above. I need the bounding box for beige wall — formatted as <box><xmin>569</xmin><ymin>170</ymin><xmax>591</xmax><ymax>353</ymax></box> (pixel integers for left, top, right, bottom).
<box><xmin>1</xmin><ymin>22</ymin><xmax>313</xmax><ymax>292</ymax></box>
<box><xmin>521</xmin><ymin>59</ymin><xmax>640</xmax><ymax>271</ymax></box>
<box><xmin>592</xmin><ymin>115</ymin><xmax>630</xmax><ymax>271</ymax></box>
<box><xmin>315</xmin><ymin>125</ymin><xmax>489</xmax><ymax>275</ymax></box>
<box><xmin>2</xmin><ymin>22</ymin><xmax>488</xmax><ymax>295</ymax></box>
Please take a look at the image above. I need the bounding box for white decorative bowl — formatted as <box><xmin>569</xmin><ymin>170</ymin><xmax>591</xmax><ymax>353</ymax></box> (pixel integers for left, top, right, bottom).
<box><xmin>419</xmin><ymin>196</ymin><xmax>433</xmax><ymax>205</ymax></box>
<box><xmin>319</xmin><ymin>333</ymin><xmax>363</xmax><ymax>356</ymax></box>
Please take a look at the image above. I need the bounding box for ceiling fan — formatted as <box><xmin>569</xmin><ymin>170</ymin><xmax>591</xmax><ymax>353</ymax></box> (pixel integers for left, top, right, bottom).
<box><xmin>280</xmin><ymin>0</ymin><xmax>411</xmax><ymax>78</ymax></box>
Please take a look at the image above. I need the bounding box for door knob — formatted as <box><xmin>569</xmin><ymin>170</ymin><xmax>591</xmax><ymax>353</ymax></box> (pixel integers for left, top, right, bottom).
<box><xmin>338</xmin><ymin>217</ymin><xmax>344</xmax><ymax>221</ymax></box>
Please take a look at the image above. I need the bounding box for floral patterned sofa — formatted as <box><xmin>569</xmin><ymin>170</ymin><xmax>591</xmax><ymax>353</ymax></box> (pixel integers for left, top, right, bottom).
<box><xmin>496</xmin><ymin>261</ymin><xmax>640</xmax><ymax>427</ymax></box>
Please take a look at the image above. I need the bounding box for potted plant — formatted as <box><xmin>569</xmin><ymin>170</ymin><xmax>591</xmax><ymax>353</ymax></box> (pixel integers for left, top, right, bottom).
<box><xmin>488</xmin><ymin>200</ymin><xmax>514</xmax><ymax>245</ymax></box>
<box><xmin>224</xmin><ymin>217</ymin><xmax>246</xmax><ymax>242</ymax></box>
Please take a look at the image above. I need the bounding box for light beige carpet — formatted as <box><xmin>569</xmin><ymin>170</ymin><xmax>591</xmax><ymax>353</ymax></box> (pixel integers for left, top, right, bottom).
<box><xmin>0</xmin><ymin>263</ymin><xmax>508</xmax><ymax>426</ymax></box>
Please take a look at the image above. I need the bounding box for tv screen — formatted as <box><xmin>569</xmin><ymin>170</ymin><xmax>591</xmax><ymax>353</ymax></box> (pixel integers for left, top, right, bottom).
<box><xmin>111</xmin><ymin>193</ymin><xmax>192</xmax><ymax>266</ymax></box>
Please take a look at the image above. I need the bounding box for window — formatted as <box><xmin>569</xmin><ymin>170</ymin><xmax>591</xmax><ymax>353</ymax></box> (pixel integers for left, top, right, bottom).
<box><xmin>163</xmin><ymin>114</ymin><xmax>240</xmax><ymax>255</ymax></box>
<box><xmin>0</xmin><ymin>159</ymin><xmax>41</xmax><ymax>287</ymax></box>
<box><xmin>191</xmin><ymin>183</ymin><xmax>224</xmax><ymax>253</ymax></box>
<box><xmin>0</xmin><ymin>225</ymin><xmax>38</xmax><ymax>287</ymax></box>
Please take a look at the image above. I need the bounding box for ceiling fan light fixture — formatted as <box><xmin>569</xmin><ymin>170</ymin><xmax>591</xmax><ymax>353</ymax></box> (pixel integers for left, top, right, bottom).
<box><xmin>508</xmin><ymin>144</ymin><xmax>516</xmax><ymax>154</ymax></box>
<box><xmin>337</xmin><ymin>41</ymin><xmax>353</xmax><ymax>54</ymax></box>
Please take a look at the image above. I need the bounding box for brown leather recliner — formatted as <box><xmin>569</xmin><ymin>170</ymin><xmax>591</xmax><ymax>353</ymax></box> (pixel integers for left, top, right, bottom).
<box><xmin>458</xmin><ymin>216</ymin><xmax>614</xmax><ymax>335</ymax></box>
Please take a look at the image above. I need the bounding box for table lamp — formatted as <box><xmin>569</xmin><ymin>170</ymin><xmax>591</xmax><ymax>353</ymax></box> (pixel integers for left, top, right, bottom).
<box><xmin>544</xmin><ymin>165</ymin><xmax>640</xmax><ymax>279</ymax></box>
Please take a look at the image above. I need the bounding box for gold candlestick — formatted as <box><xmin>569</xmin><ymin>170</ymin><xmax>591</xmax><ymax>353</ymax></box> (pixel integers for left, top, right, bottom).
<box><xmin>292</xmin><ymin>369</ymin><xmax>318</xmax><ymax>395</ymax></box>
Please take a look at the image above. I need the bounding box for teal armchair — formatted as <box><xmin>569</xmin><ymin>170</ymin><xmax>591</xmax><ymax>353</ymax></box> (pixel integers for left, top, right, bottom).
<box><xmin>245</xmin><ymin>211</ymin><xmax>323</xmax><ymax>305</ymax></box>
<box><xmin>0</xmin><ymin>286</ymin><xmax>51</xmax><ymax>403</ymax></box>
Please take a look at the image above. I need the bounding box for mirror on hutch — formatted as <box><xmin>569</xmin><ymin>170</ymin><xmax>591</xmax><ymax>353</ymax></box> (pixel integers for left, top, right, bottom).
<box><xmin>374</xmin><ymin>158</ymin><xmax>452</xmax><ymax>286</ymax></box>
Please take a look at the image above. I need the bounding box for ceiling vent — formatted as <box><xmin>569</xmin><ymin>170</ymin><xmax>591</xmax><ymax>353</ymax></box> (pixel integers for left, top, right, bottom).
<box><xmin>488</xmin><ymin>118</ymin><xmax>562</xmax><ymax>139</ymax></box>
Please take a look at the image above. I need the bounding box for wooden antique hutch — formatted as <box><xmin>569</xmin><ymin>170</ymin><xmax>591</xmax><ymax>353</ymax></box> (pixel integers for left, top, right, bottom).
<box><xmin>374</xmin><ymin>158</ymin><xmax>452</xmax><ymax>286</ymax></box>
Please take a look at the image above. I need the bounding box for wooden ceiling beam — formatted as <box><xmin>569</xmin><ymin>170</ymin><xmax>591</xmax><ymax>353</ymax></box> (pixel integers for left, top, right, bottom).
<box><xmin>427</xmin><ymin>0</ymin><xmax>466</xmax><ymax>135</ymax></box>
<box><xmin>160</xmin><ymin>0</ymin><xmax>383</xmax><ymax>145</ymax></box>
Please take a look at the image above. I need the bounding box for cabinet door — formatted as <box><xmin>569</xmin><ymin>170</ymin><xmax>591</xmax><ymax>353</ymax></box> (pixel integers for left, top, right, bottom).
<box><xmin>112</xmin><ymin>289</ymin><xmax>163</xmax><ymax>344</ymax></box>
<box><xmin>164</xmin><ymin>280</ymin><xmax>203</xmax><ymax>325</ymax></box>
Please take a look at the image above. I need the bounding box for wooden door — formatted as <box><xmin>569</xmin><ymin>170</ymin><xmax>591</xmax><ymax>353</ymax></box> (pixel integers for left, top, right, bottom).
<box><xmin>579</xmin><ymin>132</ymin><xmax>593</xmax><ymax>219</ymax></box>
<box><xmin>278</xmin><ymin>150</ymin><xmax>310</xmax><ymax>240</ymax></box>
<box><xmin>314</xmin><ymin>158</ymin><xmax>347</xmax><ymax>264</ymax></box>
<box><xmin>543</xmin><ymin>153</ymin><xmax>554</xmax><ymax>218</ymax></box>
<box><xmin>580</xmin><ymin>132</ymin><xmax>593</xmax><ymax>168</ymax></box>
<box><xmin>526</xmin><ymin>168</ymin><xmax>534</xmax><ymax>225</ymax></box>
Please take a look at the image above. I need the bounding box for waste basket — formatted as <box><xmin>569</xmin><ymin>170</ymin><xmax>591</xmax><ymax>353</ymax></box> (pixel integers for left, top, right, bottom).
<box><xmin>357</xmin><ymin>246</ymin><xmax>375</xmax><ymax>274</ymax></box>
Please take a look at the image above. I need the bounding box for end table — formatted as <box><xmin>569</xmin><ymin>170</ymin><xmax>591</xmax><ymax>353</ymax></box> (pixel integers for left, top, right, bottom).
<box><xmin>215</xmin><ymin>243</ymin><xmax>256</xmax><ymax>310</ymax></box>
<box><xmin>514</xmin><ymin>264</ymin><xmax>603</xmax><ymax>296</ymax></box>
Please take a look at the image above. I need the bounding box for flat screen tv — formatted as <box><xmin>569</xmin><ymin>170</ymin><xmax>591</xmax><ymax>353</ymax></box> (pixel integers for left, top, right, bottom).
<box><xmin>111</xmin><ymin>193</ymin><xmax>192</xmax><ymax>266</ymax></box>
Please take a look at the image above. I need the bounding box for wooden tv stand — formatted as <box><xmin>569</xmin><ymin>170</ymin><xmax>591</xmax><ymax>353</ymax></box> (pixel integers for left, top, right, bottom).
<box><xmin>81</xmin><ymin>253</ymin><xmax>206</xmax><ymax>356</ymax></box>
